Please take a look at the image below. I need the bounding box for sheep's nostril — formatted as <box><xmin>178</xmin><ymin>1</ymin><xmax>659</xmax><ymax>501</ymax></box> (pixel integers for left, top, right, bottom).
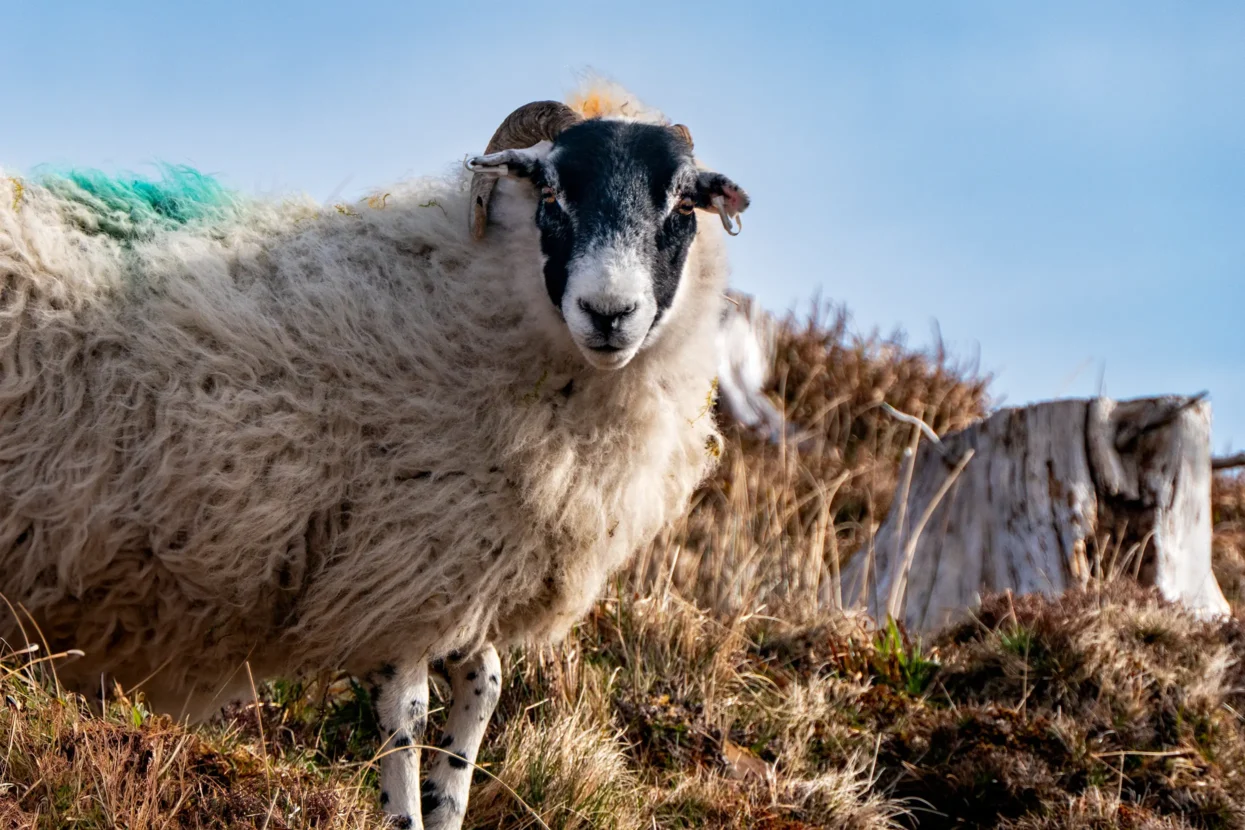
<box><xmin>579</xmin><ymin>301</ymin><xmax>637</xmax><ymax>336</ymax></box>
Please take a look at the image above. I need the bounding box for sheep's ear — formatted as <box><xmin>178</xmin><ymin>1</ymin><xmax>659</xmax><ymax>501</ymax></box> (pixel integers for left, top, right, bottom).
<box><xmin>694</xmin><ymin>171</ymin><xmax>749</xmax><ymax>216</ymax></box>
<box><xmin>693</xmin><ymin>171</ymin><xmax>750</xmax><ymax>236</ymax></box>
<box><xmin>464</xmin><ymin>141</ymin><xmax>553</xmax><ymax>180</ymax></box>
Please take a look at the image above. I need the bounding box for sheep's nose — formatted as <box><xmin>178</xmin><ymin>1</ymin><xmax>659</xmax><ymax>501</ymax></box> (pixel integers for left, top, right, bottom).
<box><xmin>579</xmin><ymin>300</ymin><xmax>637</xmax><ymax>336</ymax></box>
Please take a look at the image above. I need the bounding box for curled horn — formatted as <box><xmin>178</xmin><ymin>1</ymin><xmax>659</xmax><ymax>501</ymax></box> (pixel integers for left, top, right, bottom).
<box><xmin>670</xmin><ymin>123</ymin><xmax>693</xmax><ymax>151</ymax></box>
<box><xmin>469</xmin><ymin>100</ymin><xmax>582</xmax><ymax>240</ymax></box>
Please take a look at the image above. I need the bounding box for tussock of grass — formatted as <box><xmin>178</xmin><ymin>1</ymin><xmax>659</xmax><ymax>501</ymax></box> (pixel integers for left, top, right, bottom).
<box><xmin>471</xmin><ymin>701</ymin><xmax>643</xmax><ymax>829</ymax></box>
<box><xmin>1001</xmin><ymin>788</ymin><xmax>1194</xmax><ymax>829</ymax></box>
<box><xmin>888</xmin><ymin>585</ymin><xmax>1245</xmax><ymax>829</ymax></box>
<box><xmin>0</xmin><ymin>651</ymin><xmax>381</xmax><ymax>828</ymax></box>
<box><xmin>3</xmin><ymin>300</ymin><xmax>1242</xmax><ymax>829</ymax></box>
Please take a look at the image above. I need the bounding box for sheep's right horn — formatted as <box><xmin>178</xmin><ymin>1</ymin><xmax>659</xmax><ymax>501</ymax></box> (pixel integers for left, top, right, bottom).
<box><xmin>670</xmin><ymin>123</ymin><xmax>693</xmax><ymax>151</ymax></box>
<box><xmin>470</xmin><ymin>101</ymin><xmax>582</xmax><ymax>240</ymax></box>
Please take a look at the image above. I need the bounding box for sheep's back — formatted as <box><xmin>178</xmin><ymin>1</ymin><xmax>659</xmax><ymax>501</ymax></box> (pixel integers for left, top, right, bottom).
<box><xmin>0</xmin><ymin>175</ymin><xmax>492</xmax><ymax>687</ymax></box>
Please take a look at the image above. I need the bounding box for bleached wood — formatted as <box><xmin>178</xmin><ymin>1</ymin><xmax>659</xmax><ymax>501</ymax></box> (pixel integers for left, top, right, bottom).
<box><xmin>843</xmin><ymin>395</ymin><xmax>1229</xmax><ymax>632</ymax></box>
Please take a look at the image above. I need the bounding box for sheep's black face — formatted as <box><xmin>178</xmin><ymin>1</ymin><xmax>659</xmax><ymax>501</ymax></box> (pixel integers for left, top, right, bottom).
<box><xmin>467</xmin><ymin>120</ymin><xmax>748</xmax><ymax>370</ymax></box>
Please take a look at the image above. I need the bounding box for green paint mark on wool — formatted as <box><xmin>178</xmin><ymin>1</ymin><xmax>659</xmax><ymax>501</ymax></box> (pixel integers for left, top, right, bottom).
<box><xmin>34</xmin><ymin>163</ymin><xmax>239</xmax><ymax>241</ymax></box>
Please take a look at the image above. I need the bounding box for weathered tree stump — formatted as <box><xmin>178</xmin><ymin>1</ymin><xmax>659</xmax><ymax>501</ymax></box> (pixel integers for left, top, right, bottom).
<box><xmin>842</xmin><ymin>395</ymin><xmax>1230</xmax><ymax>632</ymax></box>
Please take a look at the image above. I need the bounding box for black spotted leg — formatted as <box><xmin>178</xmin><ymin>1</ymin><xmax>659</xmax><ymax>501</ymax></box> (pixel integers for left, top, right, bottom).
<box><xmin>374</xmin><ymin>660</ymin><xmax>430</xmax><ymax>828</ymax></box>
<box><xmin>422</xmin><ymin>643</ymin><xmax>502</xmax><ymax>830</ymax></box>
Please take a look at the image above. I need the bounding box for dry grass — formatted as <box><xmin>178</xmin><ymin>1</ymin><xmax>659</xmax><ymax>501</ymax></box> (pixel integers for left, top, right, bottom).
<box><xmin>3</xmin><ymin>298</ymin><xmax>1242</xmax><ymax>829</ymax></box>
<box><xmin>0</xmin><ymin>646</ymin><xmax>382</xmax><ymax>828</ymax></box>
<box><xmin>634</xmin><ymin>297</ymin><xmax>991</xmax><ymax>618</ymax></box>
<box><xmin>1213</xmin><ymin>472</ymin><xmax>1245</xmax><ymax>608</ymax></box>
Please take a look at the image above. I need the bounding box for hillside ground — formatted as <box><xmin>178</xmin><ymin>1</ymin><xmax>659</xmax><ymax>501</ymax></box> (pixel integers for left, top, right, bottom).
<box><xmin>3</xmin><ymin>299</ymin><xmax>1243</xmax><ymax>829</ymax></box>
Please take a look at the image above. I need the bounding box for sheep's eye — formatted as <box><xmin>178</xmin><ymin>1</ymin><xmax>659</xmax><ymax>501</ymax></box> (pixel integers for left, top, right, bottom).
<box><xmin>676</xmin><ymin>196</ymin><xmax>696</xmax><ymax>216</ymax></box>
<box><xmin>541</xmin><ymin>187</ymin><xmax>558</xmax><ymax>205</ymax></box>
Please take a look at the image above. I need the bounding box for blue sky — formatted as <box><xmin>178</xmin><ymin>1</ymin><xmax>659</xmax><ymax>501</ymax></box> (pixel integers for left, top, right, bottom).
<box><xmin>5</xmin><ymin>1</ymin><xmax>1242</xmax><ymax>448</ymax></box>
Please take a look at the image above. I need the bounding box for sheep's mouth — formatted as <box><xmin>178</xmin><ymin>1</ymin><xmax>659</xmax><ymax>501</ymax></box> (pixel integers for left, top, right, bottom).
<box><xmin>578</xmin><ymin>342</ymin><xmax>637</xmax><ymax>371</ymax></box>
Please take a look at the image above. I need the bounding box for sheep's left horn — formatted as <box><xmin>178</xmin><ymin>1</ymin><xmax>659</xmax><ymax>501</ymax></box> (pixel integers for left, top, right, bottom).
<box><xmin>470</xmin><ymin>100</ymin><xmax>582</xmax><ymax>240</ymax></box>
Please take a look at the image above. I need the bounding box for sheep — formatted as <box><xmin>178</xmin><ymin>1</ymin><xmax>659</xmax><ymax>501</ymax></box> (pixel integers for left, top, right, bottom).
<box><xmin>717</xmin><ymin>291</ymin><xmax>786</xmax><ymax>443</ymax></box>
<box><xmin>716</xmin><ymin>291</ymin><xmax>810</xmax><ymax>447</ymax></box>
<box><xmin>0</xmin><ymin>80</ymin><xmax>749</xmax><ymax>828</ymax></box>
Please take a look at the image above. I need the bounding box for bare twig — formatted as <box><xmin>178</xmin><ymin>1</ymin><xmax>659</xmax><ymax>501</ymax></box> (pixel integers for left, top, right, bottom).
<box><xmin>883</xmin><ymin>420</ymin><xmax>924</xmax><ymax>616</ymax></box>
<box><xmin>886</xmin><ymin>449</ymin><xmax>976</xmax><ymax>622</ymax></box>
<box><xmin>1213</xmin><ymin>452</ymin><xmax>1245</xmax><ymax>471</ymax></box>
<box><xmin>1</xmin><ymin>649</ymin><xmax>85</xmax><ymax>683</ymax></box>
<box><xmin>1091</xmin><ymin>748</ymin><xmax>1194</xmax><ymax>759</ymax></box>
<box><xmin>245</xmin><ymin>662</ymin><xmax>272</xmax><ymax>801</ymax></box>
<box><xmin>881</xmin><ymin>403</ymin><xmax>951</xmax><ymax>459</ymax></box>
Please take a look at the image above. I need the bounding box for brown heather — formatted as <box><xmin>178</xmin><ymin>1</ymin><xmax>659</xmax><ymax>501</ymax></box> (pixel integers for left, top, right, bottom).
<box><xmin>3</xmin><ymin>298</ymin><xmax>1242</xmax><ymax>829</ymax></box>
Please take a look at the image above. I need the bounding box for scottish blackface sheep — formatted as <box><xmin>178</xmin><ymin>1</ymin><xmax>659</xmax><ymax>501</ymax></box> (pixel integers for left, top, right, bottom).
<box><xmin>0</xmin><ymin>82</ymin><xmax>749</xmax><ymax>827</ymax></box>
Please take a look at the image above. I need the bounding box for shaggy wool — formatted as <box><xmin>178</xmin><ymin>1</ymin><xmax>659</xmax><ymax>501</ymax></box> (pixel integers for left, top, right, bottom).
<box><xmin>0</xmin><ymin>84</ymin><xmax>729</xmax><ymax>719</ymax></box>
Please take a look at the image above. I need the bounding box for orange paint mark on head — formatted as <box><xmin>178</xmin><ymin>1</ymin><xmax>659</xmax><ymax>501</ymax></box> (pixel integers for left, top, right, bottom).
<box><xmin>568</xmin><ymin>87</ymin><xmax>627</xmax><ymax>119</ymax></box>
<box><xmin>565</xmin><ymin>79</ymin><xmax>670</xmax><ymax>127</ymax></box>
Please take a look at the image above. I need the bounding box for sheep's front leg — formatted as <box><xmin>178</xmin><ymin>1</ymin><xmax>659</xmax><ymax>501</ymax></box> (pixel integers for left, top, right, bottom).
<box><xmin>374</xmin><ymin>659</ymin><xmax>430</xmax><ymax>828</ymax></box>
<box><xmin>422</xmin><ymin>643</ymin><xmax>502</xmax><ymax>830</ymax></box>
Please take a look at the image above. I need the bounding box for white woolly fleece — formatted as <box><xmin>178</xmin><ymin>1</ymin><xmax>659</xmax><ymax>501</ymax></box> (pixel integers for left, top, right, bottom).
<box><xmin>0</xmin><ymin>159</ymin><xmax>728</xmax><ymax>718</ymax></box>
